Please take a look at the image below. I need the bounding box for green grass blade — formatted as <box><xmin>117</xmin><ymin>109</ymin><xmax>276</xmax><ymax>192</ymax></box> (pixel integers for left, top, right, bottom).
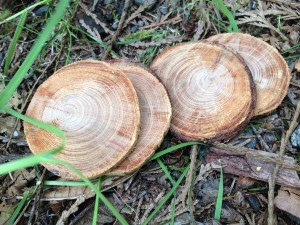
<box><xmin>6</xmin><ymin>192</ymin><xmax>30</xmax><ymax>225</ymax></box>
<box><xmin>0</xmin><ymin>0</ymin><xmax>71</xmax><ymax>108</ymax></box>
<box><xmin>142</xmin><ymin>165</ymin><xmax>190</xmax><ymax>225</ymax></box>
<box><xmin>214</xmin><ymin>167</ymin><xmax>223</xmax><ymax>220</ymax></box>
<box><xmin>0</xmin><ymin>154</ymin><xmax>50</xmax><ymax>175</ymax></box>
<box><xmin>277</xmin><ymin>15</ymin><xmax>281</xmax><ymax>30</ymax></box>
<box><xmin>150</xmin><ymin>142</ymin><xmax>204</xmax><ymax>161</ymax></box>
<box><xmin>42</xmin><ymin>157</ymin><xmax>129</xmax><ymax>225</ymax></box>
<box><xmin>93</xmin><ymin>178</ymin><xmax>102</xmax><ymax>225</ymax></box>
<box><xmin>284</xmin><ymin>54</ymin><xmax>300</xmax><ymax>60</ymax></box>
<box><xmin>4</xmin><ymin>107</ymin><xmax>65</xmax><ymax>144</ymax></box>
<box><xmin>0</xmin><ymin>107</ymin><xmax>65</xmax><ymax>175</ymax></box>
<box><xmin>171</xmin><ymin>194</ymin><xmax>176</xmax><ymax>225</ymax></box>
<box><xmin>4</xmin><ymin>11</ymin><xmax>28</xmax><ymax>77</ymax></box>
<box><xmin>213</xmin><ymin>0</ymin><xmax>239</xmax><ymax>32</ymax></box>
<box><xmin>281</xmin><ymin>43</ymin><xmax>300</xmax><ymax>54</ymax></box>
<box><xmin>0</xmin><ymin>206</ymin><xmax>15</xmax><ymax>222</ymax></box>
<box><xmin>0</xmin><ymin>0</ymin><xmax>52</xmax><ymax>25</ymax></box>
<box><xmin>157</xmin><ymin>158</ymin><xmax>176</xmax><ymax>186</ymax></box>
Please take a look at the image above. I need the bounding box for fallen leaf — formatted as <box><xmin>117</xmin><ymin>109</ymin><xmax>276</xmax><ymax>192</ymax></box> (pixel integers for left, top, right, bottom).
<box><xmin>237</xmin><ymin>176</ymin><xmax>256</xmax><ymax>189</ymax></box>
<box><xmin>0</xmin><ymin>201</ymin><xmax>13</xmax><ymax>225</ymax></box>
<box><xmin>274</xmin><ymin>186</ymin><xmax>300</xmax><ymax>218</ymax></box>
<box><xmin>6</xmin><ymin>169</ymin><xmax>36</xmax><ymax>197</ymax></box>
<box><xmin>0</xmin><ymin>116</ymin><xmax>19</xmax><ymax>135</ymax></box>
<box><xmin>42</xmin><ymin>185</ymin><xmax>94</xmax><ymax>201</ymax></box>
<box><xmin>0</xmin><ymin>83</ymin><xmax>23</xmax><ymax>110</ymax></box>
<box><xmin>295</xmin><ymin>59</ymin><xmax>300</xmax><ymax>72</ymax></box>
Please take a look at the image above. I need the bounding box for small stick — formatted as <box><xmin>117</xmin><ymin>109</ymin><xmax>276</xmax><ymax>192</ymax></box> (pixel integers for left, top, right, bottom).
<box><xmin>268</xmin><ymin>101</ymin><xmax>300</xmax><ymax>225</ymax></box>
<box><xmin>101</xmin><ymin>0</ymin><xmax>131</xmax><ymax>60</ymax></box>
<box><xmin>28</xmin><ymin>168</ymin><xmax>47</xmax><ymax>225</ymax></box>
<box><xmin>78</xmin><ymin>2</ymin><xmax>113</xmax><ymax>35</ymax></box>
<box><xmin>181</xmin><ymin>145</ymin><xmax>198</xmax><ymax>207</ymax></box>
<box><xmin>212</xmin><ymin>142</ymin><xmax>300</xmax><ymax>171</ymax></box>
<box><xmin>140</xmin><ymin>191</ymin><xmax>165</xmax><ymax>224</ymax></box>
<box><xmin>250</xmin><ymin>124</ymin><xmax>271</xmax><ymax>152</ymax></box>
<box><xmin>57</xmin><ymin>195</ymin><xmax>86</xmax><ymax>225</ymax></box>
<box><xmin>141</xmin><ymin>16</ymin><xmax>182</xmax><ymax>29</ymax></box>
<box><xmin>134</xmin><ymin>196</ymin><xmax>144</xmax><ymax>225</ymax></box>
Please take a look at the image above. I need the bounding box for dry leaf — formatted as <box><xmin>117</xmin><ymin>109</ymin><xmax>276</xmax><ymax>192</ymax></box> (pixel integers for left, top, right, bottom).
<box><xmin>6</xmin><ymin>169</ymin><xmax>36</xmax><ymax>197</ymax></box>
<box><xmin>42</xmin><ymin>185</ymin><xmax>94</xmax><ymax>201</ymax></box>
<box><xmin>0</xmin><ymin>201</ymin><xmax>13</xmax><ymax>225</ymax></box>
<box><xmin>0</xmin><ymin>116</ymin><xmax>19</xmax><ymax>136</ymax></box>
<box><xmin>237</xmin><ymin>176</ymin><xmax>256</xmax><ymax>189</ymax></box>
<box><xmin>0</xmin><ymin>83</ymin><xmax>22</xmax><ymax>110</ymax></box>
<box><xmin>295</xmin><ymin>59</ymin><xmax>300</xmax><ymax>72</ymax></box>
<box><xmin>274</xmin><ymin>186</ymin><xmax>300</xmax><ymax>218</ymax></box>
<box><xmin>287</xmin><ymin>89</ymin><xmax>298</xmax><ymax>106</ymax></box>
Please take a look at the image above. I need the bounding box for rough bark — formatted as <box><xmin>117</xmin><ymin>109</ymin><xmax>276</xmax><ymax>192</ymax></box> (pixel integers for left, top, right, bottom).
<box><xmin>206</xmin><ymin>145</ymin><xmax>300</xmax><ymax>188</ymax></box>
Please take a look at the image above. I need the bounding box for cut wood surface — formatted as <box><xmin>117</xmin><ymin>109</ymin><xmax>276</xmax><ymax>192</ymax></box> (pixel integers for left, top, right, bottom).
<box><xmin>24</xmin><ymin>61</ymin><xmax>140</xmax><ymax>180</ymax></box>
<box><xmin>150</xmin><ymin>42</ymin><xmax>256</xmax><ymax>142</ymax></box>
<box><xmin>207</xmin><ymin>33</ymin><xmax>290</xmax><ymax>116</ymax></box>
<box><xmin>107</xmin><ymin>60</ymin><xmax>172</xmax><ymax>175</ymax></box>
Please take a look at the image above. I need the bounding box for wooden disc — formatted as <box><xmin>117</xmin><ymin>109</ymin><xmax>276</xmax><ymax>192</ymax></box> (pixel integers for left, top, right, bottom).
<box><xmin>150</xmin><ymin>42</ymin><xmax>256</xmax><ymax>142</ymax></box>
<box><xmin>24</xmin><ymin>61</ymin><xmax>140</xmax><ymax>179</ymax></box>
<box><xmin>107</xmin><ymin>60</ymin><xmax>172</xmax><ymax>175</ymax></box>
<box><xmin>207</xmin><ymin>33</ymin><xmax>290</xmax><ymax>116</ymax></box>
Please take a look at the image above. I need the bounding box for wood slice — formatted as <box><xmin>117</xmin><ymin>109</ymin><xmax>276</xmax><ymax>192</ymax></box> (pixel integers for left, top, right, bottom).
<box><xmin>24</xmin><ymin>61</ymin><xmax>140</xmax><ymax>180</ymax></box>
<box><xmin>150</xmin><ymin>42</ymin><xmax>256</xmax><ymax>142</ymax></box>
<box><xmin>207</xmin><ymin>33</ymin><xmax>290</xmax><ymax>116</ymax></box>
<box><xmin>107</xmin><ymin>60</ymin><xmax>172</xmax><ymax>175</ymax></box>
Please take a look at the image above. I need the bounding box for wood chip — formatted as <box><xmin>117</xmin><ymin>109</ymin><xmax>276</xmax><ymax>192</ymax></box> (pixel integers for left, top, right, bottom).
<box><xmin>207</xmin><ymin>33</ymin><xmax>290</xmax><ymax>116</ymax></box>
<box><xmin>150</xmin><ymin>42</ymin><xmax>255</xmax><ymax>141</ymax></box>
<box><xmin>24</xmin><ymin>61</ymin><xmax>140</xmax><ymax>179</ymax></box>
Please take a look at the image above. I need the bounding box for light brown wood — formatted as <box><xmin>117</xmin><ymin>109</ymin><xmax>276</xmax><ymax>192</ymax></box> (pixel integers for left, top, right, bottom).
<box><xmin>107</xmin><ymin>60</ymin><xmax>172</xmax><ymax>175</ymax></box>
<box><xmin>24</xmin><ymin>61</ymin><xmax>140</xmax><ymax>180</ymax></box>
<box><xmin>207</xmin><ymin>33</ymin><xmax>290</xmax><ymax>116</ymax></box>
<box><xmin>150</xmin><ymin>42</ymin><xmax>256</xmax><ymax>142</ymax></box>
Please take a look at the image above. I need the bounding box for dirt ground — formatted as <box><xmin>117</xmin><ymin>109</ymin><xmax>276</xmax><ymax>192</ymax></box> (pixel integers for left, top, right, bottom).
<box><xmin>0</xmin><ymin>0</ymin><xmax>300</xmax><ymax>224</ymax></box>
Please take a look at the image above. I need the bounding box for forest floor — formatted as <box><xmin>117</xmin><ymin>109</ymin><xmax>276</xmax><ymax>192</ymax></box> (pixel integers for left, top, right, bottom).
<box><xmin>0</xmin><ymin>0</ymin><xmax>300</xmax><ymax>224</ymax></box>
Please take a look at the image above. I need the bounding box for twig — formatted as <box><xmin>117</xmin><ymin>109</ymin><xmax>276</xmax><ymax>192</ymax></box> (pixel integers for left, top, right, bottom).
<box><xmin>56</xmin><ymin>195</ymin><xmax>86</xmax><ymax>225</ymax></box>
<box><xmin>154</xmin><ymin>206</ymin><xmax>188</xmax><ymax>223</ymax></box>
<box><xmin>212</xmin><ymin>142</ymin><xmax>300</xmax><ymax>171</ymax></box>
<box><xmin>140</xmin><ymin>191</ymin><xmax>165</xmax><ymax>224</ymax></box>
<box><xmin>250</xmin><ymin>124</ymin><xmax>272</xmax><ymax>152</ymax></box>
<box><xmin>78</xmin><ymin>2</ymin><xmax>113</xmax><ymax>35</ymax></box>
<box><xmin>12</xmin><ymin>198</ymin><xmax>33</xmax><ymax>225</ymax></box>
<box><xmin>268</xmin><ymin>101</ymin><xmax>300</xmax><ymax>225</ymax></box>
<box><xmin>101</xmin><ymin>0</ymin><xmax>132</xmax><ymax>60</ymax></box>
<box><xmin>195</xmin><ymin>163</ymin><xmax>212</xmax><ymax>184</ymax></box>
<box><xmin>28</xmin><ymin>168</ymin><xmax>47</xmax><ymax>225</ymax></box>
<box><xmin>69</xmin><ymin>203</ymin><xmax>94</xmax><ymax>225</ymax></box>
<box><xmin>181</xmin><ymin>145</ymin><xmax>198</xmax><ymax>207</ymax></box>
<box><xmin>140</xmin><ymin>16</ymin><xmax>182</xmax><ymax>29</ymax></box>
<box><xmin>134</xmin><ymin>196</ymin><xmax>144</xmax><ymax>225</ymax></box>
<box><xmin>123</xmin><ymin>2</ymin><xmax>152</xmax><ymax>27</ymax></box>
